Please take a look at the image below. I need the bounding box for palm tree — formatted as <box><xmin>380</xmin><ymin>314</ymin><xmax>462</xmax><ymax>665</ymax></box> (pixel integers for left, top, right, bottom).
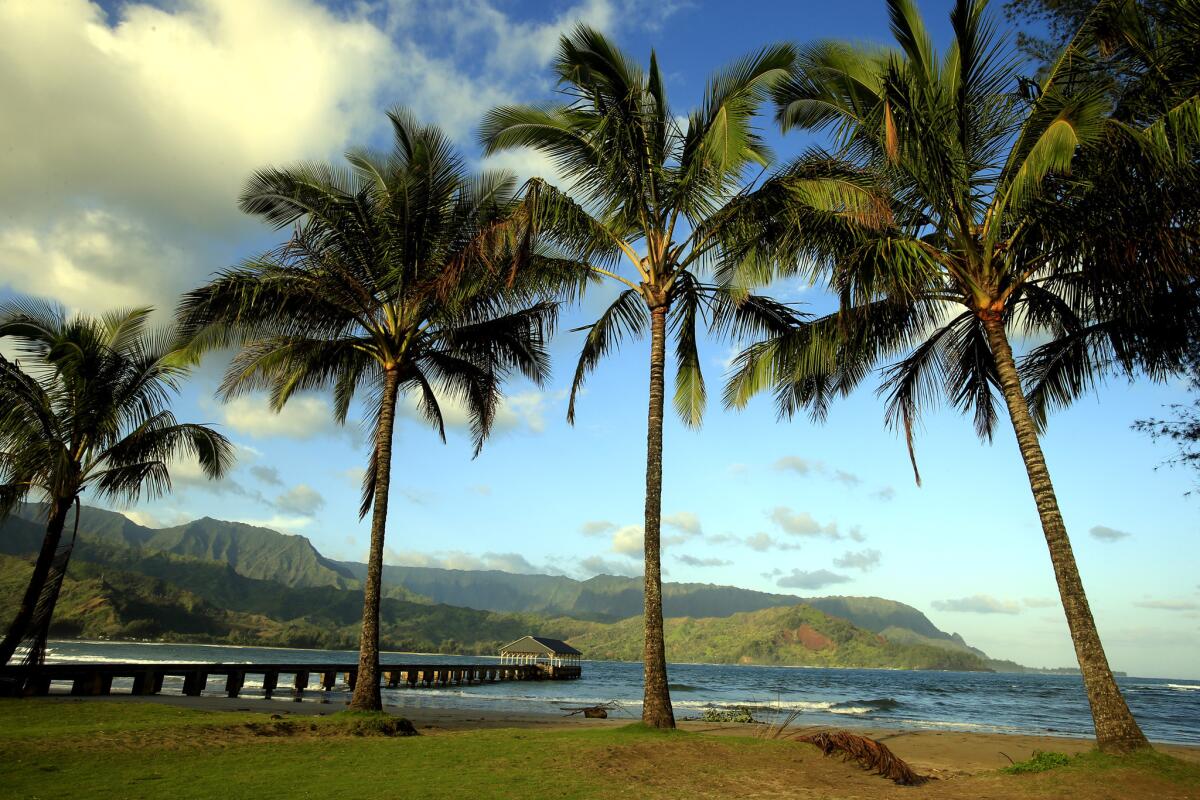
<box><xmin>178</xmin><ymin>110</ymin><xmax>566</xmax><ymax>711</ymax></box>
<box><xmin>0</xmin><ymin>303</ymin><xmax>233</xmax><ymax>669</ymax></box>
<box><xmin>725</xmin><ymin>0</ymin><xmax>1198</xmax><ymax>753</ymax></box>
<box><xmin>480</xmin><ymin>25</ymin><xmax>803</xmax><ymax>728</ymax></box>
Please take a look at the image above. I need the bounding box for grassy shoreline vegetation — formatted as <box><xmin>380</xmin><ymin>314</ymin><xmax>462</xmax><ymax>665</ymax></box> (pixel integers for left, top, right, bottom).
<box><xmin>1</xmin><ymin>701</ymin><xmax>1198</xmax><ymax>800</ymax></box>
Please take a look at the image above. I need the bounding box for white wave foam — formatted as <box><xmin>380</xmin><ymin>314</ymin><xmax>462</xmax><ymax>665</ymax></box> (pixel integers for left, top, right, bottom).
<box><xmin>1166</xmin><ymin>684</ymin><xmax>1200</xmax><ymax>691</ymax></box>
<box><xmin>828</xmin><ymin>706</ymin><xmax>873</xmax><ymax>715</ymax></box>
<box><xmin>45</xmin><ymin>654</ymin><xmax>218</xmax><ymax>665</ymax></box>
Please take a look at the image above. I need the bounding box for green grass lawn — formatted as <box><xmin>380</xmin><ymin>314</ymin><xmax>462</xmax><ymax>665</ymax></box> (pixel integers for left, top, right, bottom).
<box><xmin>2</xmin><ymin>700</ymin><xmax>1197</xmax><ymax>800</ymax></box>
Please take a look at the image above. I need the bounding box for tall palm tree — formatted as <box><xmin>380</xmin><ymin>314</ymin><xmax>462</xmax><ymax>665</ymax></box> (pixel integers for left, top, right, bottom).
<box><xmin>0</xmin><ymin>303</ymin><xmax>233</xmax><ymax>669</ymax></box>
<box><xmin>480</xmin><ymin>25</ymin><xmax>803</xmax><ymax>728</ymax></box>
<box><xmin>725</xmin><ymin>0</ymin><xmax>1198</xmax><ymax>753</ymax></box>
<box><xmin>178</xmin><ymin>110</ymin><xmax>567</xmax><ymax>711</ymax></box>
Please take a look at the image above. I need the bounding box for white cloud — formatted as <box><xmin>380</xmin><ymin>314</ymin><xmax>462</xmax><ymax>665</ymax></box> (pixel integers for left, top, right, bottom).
<box><xmin>1090</xmin><ymin>525</ymin><xmax>1132</xmax><ymax>542</ymax></box>
<box><xmin>744</xmin><ymin>532</ymin><xmax>802</xmax><ymax>552</ymax></box>
<box><xmin>579</xmin><ymin>555</ymin><xmax>641</xmax><ymax>578</ymax></box>
<box><xmin>581</xmin><ymin>520</ymin><xmax>617</xmax><ymax>536</ymax></box>
<box><xmin>242</xmin><ymin>514</ymin><xmax>315</xmax><ymax>532</ymax></box>
<box><xmin>219</xmin><ymin>395</ymin><xmax>345</xmax><ymax>440</ymax></box>
<box><xmin>275</xmin><ymin>484</ymin><xmax>325</xmax><ymax>516</ymax></box>
<box><xmin>384</xmin><ymin>548</ymin><xmax>546</xmax><ymax>574</ymax></box>
<box><xmin>663</xmin><ymin>511</ymin><xmax>702</xmax><ymax>537</ymax></box>
<box><xmin>399</xmin><ymin>388</ymin><xmax>555</xmax><ymax>436</ymax></box>
<box><xmin>833</xmin><ymin>548</ymin><xmax>881</xmax><ymax>571</ymax></box>
<box><xmin>768</xmin><ymin>507</ymin><xmax>843</xmax><ymax>539</ymax></box>
<box><xmin>0</xmin><ymin>211</ymin><xmax>193</xmax><ymax>315</ymax></box>
<box><xmin>773</xmin><ymin>456</ymin><xmax>819</xmax><ymax>475</ymax></box>
<box><xmin>932</xmin><ymin>595</ymin><xmax>1021</xmax><ymax>615</ymax></box>
<box><xmin>776</xmin><ymin>569</ymin><xmax>851</xmax><ymax>590</ymax></box>
<box><xmin>250</xmin><ymin>466</ymin><xmax>284</xmax><ymax>486</ymax></box>
<box><xmin>0</xmin><ymin>0</ymin><xmax>402</xmax><ymax>313</ymax></box>
<box><xmin>0</xmin><ymin>0</ymin><xmax>682</xmax><ymax>319</ymax></box>
<box><xmin>676</xmin><ymin>554</ymin><xmax>732</xmax><ymax>568</ymax></box>
<box><xmin>611</xmin><ymin>525</ymin><xmax>644</xmax><ymax>557</ymax></box>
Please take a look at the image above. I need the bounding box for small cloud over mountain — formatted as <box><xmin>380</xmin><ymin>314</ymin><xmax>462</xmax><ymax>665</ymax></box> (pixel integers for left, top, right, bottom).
<box><xmin>833</xmin><ymin>548</ymin><xmax>881</xmax><ymax>571</ymax></box>
<box><xmin>676</xmin><ymin>554</ymin><xmax>732</xmax><ymax>568</ymax></box>
<box><xmin>776</xmin><ymin>568</ymin><xmax>851</xmax><ymax>589</ymax></box>
<box><xmin>932</xmin><ymin>595</ymin><xmax>1020</xmax><ymax>615</ymax></box>
<box><xmin>275</xmin><ymin>484</ymin><xmax>325</xmax><ymax>516</ymax></box>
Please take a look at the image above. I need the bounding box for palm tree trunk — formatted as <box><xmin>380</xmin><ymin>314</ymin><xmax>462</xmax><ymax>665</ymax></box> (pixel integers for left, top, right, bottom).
<box><xmin>0</xmin><ymin>499</ymin><xmax>70</xmax><ymax>666</ymax></box>
<box><xmin>349</xmin><ymin>367</ymin><xmax>401</xmax><ymax>711</ymax></box>
<box><xmin>641</xmin><ymin>304</ymin><xmax>675</xmax><ymax>729</ymax></box>
<box><xmin>981</xmin><ymin>313</ymin><xmax>1149</xmax><ymax>753</ymax></box>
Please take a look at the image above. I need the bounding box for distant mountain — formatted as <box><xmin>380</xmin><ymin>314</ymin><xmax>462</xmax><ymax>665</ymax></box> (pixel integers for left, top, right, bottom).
<box><xmin>0</xmin><ymin>552</ymin><xmax>989</xmax><ymax>671</ymax></box>
<box><xmin>0</xmin><ymin>553</ymin><xmax>589</xmax><ymax>653</ymax></box>
<box><xmin>1</xmin><ymin>504</ymin><xmax>988</xmax><ymax>665</ymax></box>
<box><xmin>571</xmin><ymin>604</ymin><xmax>988</xmax><ymax>670</ymax></box>
<box><xmin>9</xmin><ymin>504</ymin><xmax>357</xmax><ymax>589</ymax></box>
<box><xmin>352</xmin><ymin>563</ymin><xmax>972</xmax><ymax>652</ymax></box>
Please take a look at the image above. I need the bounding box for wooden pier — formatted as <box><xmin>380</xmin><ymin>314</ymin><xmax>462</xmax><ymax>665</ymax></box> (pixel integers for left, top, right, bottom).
<box><xmin>0</xmin><ymin>661</ymin><xmax>582</xmax><ymax>699</ymax></box>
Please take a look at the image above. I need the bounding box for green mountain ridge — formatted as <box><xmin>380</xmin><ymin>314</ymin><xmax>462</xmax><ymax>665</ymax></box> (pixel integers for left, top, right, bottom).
<box><xmin>0</xmin><ymin>552</ymin><xmax>990</xmax><ymax>670</ymax></box>
<box><xmin>1</xmin><ymin>504</ymin><xmax>998</xmax><ymax>669</ymax></box>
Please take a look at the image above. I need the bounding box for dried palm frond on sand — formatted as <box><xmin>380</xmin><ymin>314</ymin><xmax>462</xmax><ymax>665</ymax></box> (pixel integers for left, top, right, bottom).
<box><xmin>796</xmin><ymin>730</ymin><xmax>930</xmax><ymax>786</ymax></box>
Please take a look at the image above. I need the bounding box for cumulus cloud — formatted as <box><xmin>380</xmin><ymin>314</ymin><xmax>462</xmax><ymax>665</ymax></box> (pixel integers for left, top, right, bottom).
<box><xmin>0</xmin><ymin>0</ymin><xmax>401</xmax><ymax>313</ymax></box>
<box><xmin>676</xmin><ymin>554</ymin><xmax>732</xmax><ymax>568</ymax></box>
<box><xmin>833</xmin><ymin>548</ymin><xmax>881</xmax><ymax>571</ymax></box>
<box><xmin>768</xmin><ymin>507</ymin><xmax>843</xmax><ymax>539</ymax></box>
<box><xmin>274</xmin><ymin>484</ymin><xmax>325</xmax><ymax>516</ymax></box>
<box><xmin>242</xmin><ymin>514</ymin><xmax>315</xmax><ymax>532</ymax></box>
<box><xmin>398</xmin><ymin>388</ymin><xmax>558</xmax><ymax>437</ymax></box>
<box><xmin>579</xmin><ymin>555</ymin><xmax>641</xmax><ymax>578</ymax></box>
<box><xmin>384</xmin><ymin>548</ymin><xmax>545</xmax><ymax>574</ymax></box>
<box><xmin>932</xmin><ymin>595</ymin><xmax>1021</xmax><ymax>615</ymax></box>
<box><xmin>773</xmin><ymin>456</ymin><xmax>818</xmax><ymax>475</ymax></box>
<box><xmin>0</xmin><ymin>0</ymin><xmax>682</xmax><ymax>319</ymax></box>
<box><xmin>773</xmin><ymin>456</ymin><xmax>864</xmax><ymax>488</ymax></box>
<box><xmin>386</xmin><ymin>549</ymin><xmax>481</xmax><ymax>570</ymax></box>
<box><xmin>776</xmin><ymin>569</ymin><xmax>852</xmax><ymax>590</ymax></box>
<box><xmin>250</xmin><ymin>466</ymin><xmax>284</xmax><ymax>486</ymax></box>
<box><xmin>744</xmin><ymin>532</ymin><xmax>802</xmax><ymax>553</ymax></box>
<box><xmin>1090</xmin><ymin>525</ymin><xmax>1132</xmax><ymax>542</ymax></box>
<box><xmin>218</xmin><ymin>395</ymin><xmax>346</xmax><ymax>440</ymax></box>
<box><xmin>872</xmin><ymin>487</ymin><xmax>896</xmax><ymax>502</ymax></box>
<box><xmin>663</xmin><ymin>511</ymin><xmax>702</xmax><ymax>537</ymax></box>
<box><xmin>580</xmin><ymin>520</ymin><xmax>617</xmax><ymax>536</ymax></box>
<box><xmin>611</xmin><ymin>525</ymin><xmax>644</xmax><ymax>557</ymax></box>
<box><xmin>1133</xmin><ymin>599</ymin><xmax>1199</xmax><ymax>611</ymax></box>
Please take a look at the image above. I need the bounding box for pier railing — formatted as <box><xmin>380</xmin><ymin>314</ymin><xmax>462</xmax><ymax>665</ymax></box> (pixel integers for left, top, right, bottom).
<box><xmin>0</xmin><ymin>661</ymin><xmax>582</xmax><ymax>698</ymax></box>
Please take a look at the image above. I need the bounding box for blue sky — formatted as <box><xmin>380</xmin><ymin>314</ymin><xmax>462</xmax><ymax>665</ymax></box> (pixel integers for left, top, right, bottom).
<box><xmin>1</xmin><ymin>0</ymin><xmax>1196</xmax><ymax>678</ymax></box>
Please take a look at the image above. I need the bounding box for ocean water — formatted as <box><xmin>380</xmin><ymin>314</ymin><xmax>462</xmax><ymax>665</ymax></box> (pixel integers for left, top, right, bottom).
<box><xmin>42</xmin><ymin>640</ymin><xmax>1200</xmax><ymax>745</ymax></box>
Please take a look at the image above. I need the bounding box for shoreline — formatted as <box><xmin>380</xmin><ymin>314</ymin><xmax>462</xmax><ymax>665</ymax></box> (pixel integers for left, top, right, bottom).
<box><xmin>27</xmin><ymin>694</ymin><xmax>1200</xmax><ymax>776</ymax></box>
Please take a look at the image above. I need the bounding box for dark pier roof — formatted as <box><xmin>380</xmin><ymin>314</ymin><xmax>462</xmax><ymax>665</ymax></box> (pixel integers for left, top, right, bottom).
<box><xmin>499</xmin><ymin>636</ymin><xmax>582</xmax><ymax>656</ymax></box>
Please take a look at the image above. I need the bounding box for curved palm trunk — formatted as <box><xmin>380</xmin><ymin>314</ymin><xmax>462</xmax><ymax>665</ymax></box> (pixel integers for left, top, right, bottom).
<box><xmin>349</xmin><ymin>367</ymin><xmax>401</xmax><ymax>711</ymax></box>
<box><xmin>641</xmin><ymin>304</ymin><xmax>675</xmax><ymax>729</ymax></box>
<box><xmin>0</xmin><ymin>499</ymin><xmax>70</xmax><ymax>666</ymax></box>
<box><xmin>982</xmin><ymin>314</ymin><xmax>1149</xmax><ymax>753</ymax></box>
